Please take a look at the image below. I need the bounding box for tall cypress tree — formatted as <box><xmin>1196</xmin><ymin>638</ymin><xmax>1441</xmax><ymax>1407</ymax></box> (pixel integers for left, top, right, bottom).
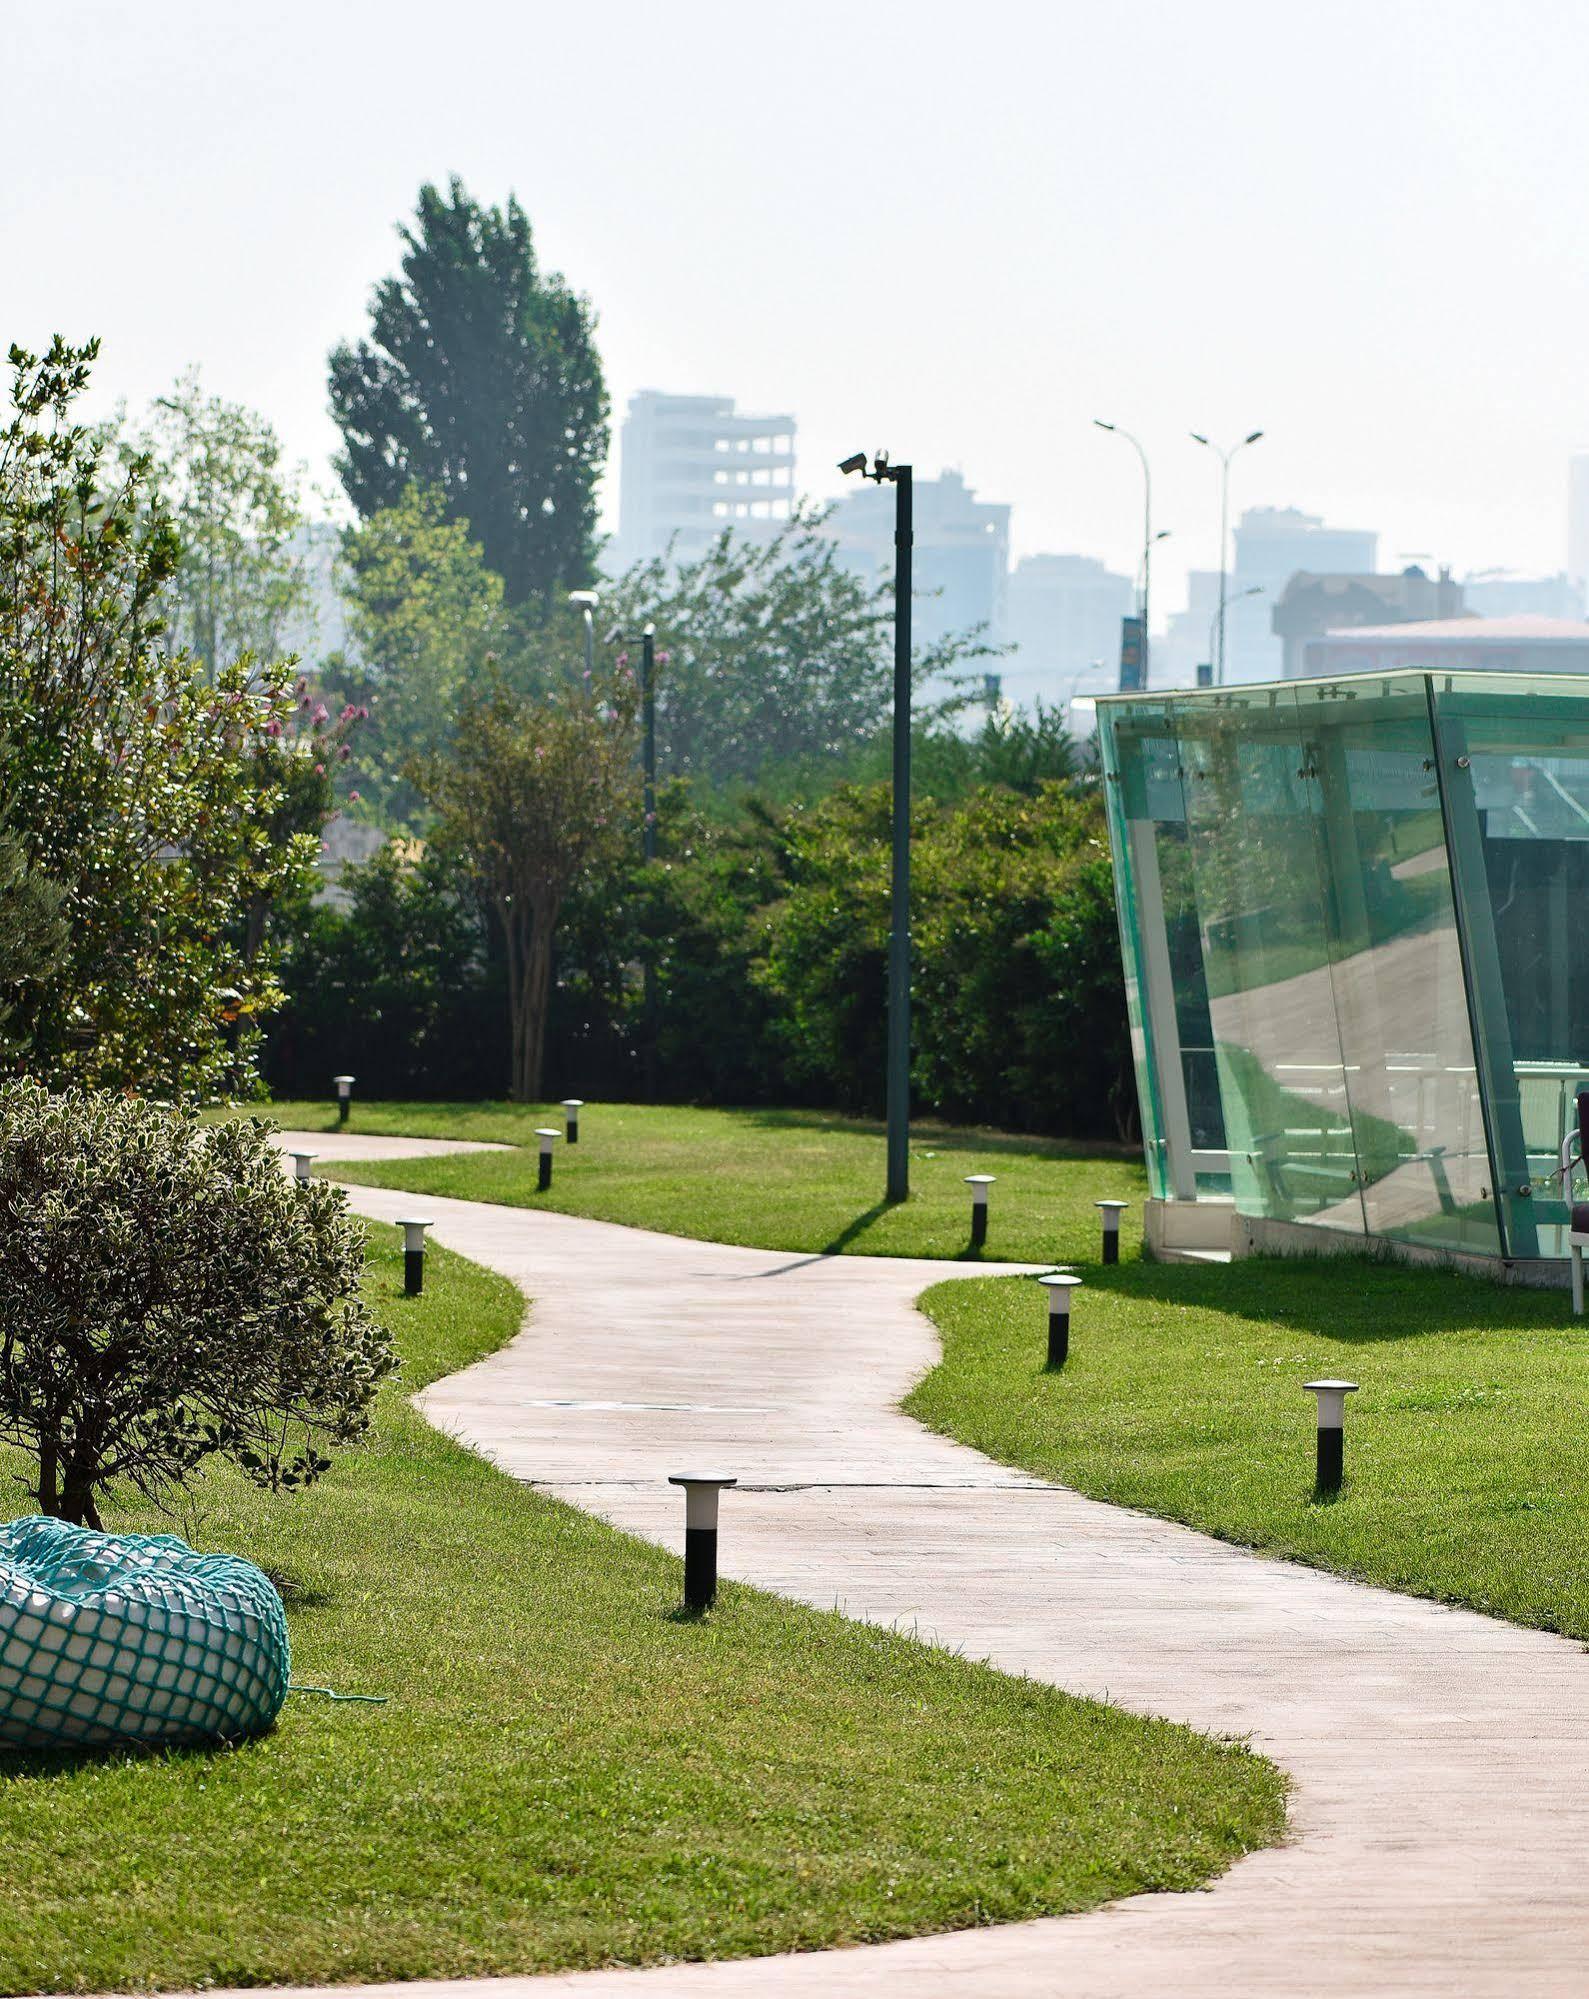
<box><xmin>329</xmin><ymin>179</ymin><xmax>607</xmax><ymax>604</ymax></box>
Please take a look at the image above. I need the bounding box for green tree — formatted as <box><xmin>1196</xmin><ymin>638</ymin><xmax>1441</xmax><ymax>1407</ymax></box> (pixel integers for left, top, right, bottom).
<box><xmin>126</xmin><ymin>367</ymin><xmax>309</xmax><ymax>677</ymax></box>
<box><xmin>0</xmin><ymin>1084</ymin><xmax>393</xmax><ymax>1527</ymax></box>
<box><xmin>604</xmin><ymin>514</ymin><xmax>992</xmax><ymax>793</ymax></box>
<box><xmin>0</xmin><ymin>336</ymin><xmax>320</xmax><ymax>1096</ymax></box>
<box><xmin>419</xmin><ymin>667</ymin><xmax>638</xmax><ymax>1101</ymax></box>
<box><xmin>335</xmin><ymin>483</ymin><xmax>509</xmax><ymax>815</ymax></box>
<box><xmin>329</xmin><ymin>178</ymin><xmax>607</xmax><ymax>604</ymax></box>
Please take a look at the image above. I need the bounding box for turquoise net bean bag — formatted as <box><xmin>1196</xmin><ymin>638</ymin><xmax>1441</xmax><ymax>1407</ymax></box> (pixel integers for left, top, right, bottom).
<box><xmin>0</xmin><ymin>1517</ymin><xmax>289</xmax><ymax>1750</ymax></box>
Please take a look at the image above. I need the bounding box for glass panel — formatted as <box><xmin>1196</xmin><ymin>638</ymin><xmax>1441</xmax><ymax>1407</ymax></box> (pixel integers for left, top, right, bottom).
<box><xmin>1295</xmin><ymin>676</ymin><xmax>1499</xmax><ymax>1256</ymax></box>
<box><xmin>1175</xmin><ymin>687</ymin><xmax>1365</xmax><ymax>1231</ymax></box>
<box><xmin>1432</xmin><ymin>674</ymin><xmax>1589</xmax><ymax>1258</ymax></box>
<box><xmin>1099</xmin><ymin>700</ymin><xmax>1217</xmax><ymax>1200</ymax></box>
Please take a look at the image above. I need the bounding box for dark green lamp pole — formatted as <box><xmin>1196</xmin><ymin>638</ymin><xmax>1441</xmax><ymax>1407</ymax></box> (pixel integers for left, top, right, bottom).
<box><xmin>841</xmin><ymin>449</ymin><xmax>913</xmax><ymax>1203</ymax></box>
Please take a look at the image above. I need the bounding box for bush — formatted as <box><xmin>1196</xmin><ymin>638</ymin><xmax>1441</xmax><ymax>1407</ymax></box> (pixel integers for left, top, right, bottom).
<box><xmin>0</xmin><ymin>1083</ymin><xmax>394</xmax><ymax>1526</ymax></box>
<box><xmin>758</xmin><ymin>779</ymin><xmax>1132</xmax><ymax>1137</ymax></box>
<box><xmin>266</xmin><ymin>841</ymin><xmax>505</xmax><ymax>1099</ymax></box>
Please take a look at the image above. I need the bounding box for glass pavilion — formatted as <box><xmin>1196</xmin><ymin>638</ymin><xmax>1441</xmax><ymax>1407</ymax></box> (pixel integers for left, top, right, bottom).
<box><xmin>1097</xmin><ymin>671</ymin><xmax>1589</xmax><ymax>1269</ymax></box>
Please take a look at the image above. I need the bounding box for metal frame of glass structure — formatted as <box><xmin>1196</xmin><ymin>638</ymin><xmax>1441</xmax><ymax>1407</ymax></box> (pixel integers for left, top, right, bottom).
<box><xmin>1097</xmin><ymin>670</ymin><xmax>1589</xmax><ymax>1266</ymax></box>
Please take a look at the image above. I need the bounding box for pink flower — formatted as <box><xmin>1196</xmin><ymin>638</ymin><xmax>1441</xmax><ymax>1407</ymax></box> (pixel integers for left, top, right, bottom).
<box><xmin>340</xmin><ymin>703</ymin><xmax>357</xmax><ymax>721</ymax></box>
<box><xmin>358</xmin><ymin>705</ymin><xmax>370</xmax><ymax>719</ymax></box>
<box><xmin>311</xmin><ymin>702</ymin><xmax>329</xmax><ymax>726</ymax></box>
<box><xmin>314</xmin><ymin>762</ymin><xmax>325</xmax><ymax>776</ymax></box>
<box><xmin>348</xmin><ymin>789</ymin><xmax>361</xmax><ymax>802</ymax></box>
<box><xmin>337</xmin><ymin>743</ymin><xmax>351</xmax><ymax>761</ymax></box>
<box><xmin>616</xmin><ymin>652</ymin><xmax>629</xmax><ymax>668</ymax></box>
<box><xmin>657</xmin><ymin>651</ymin><xmax>671</xmax><ymax>666</ymax></box>
<box><xmin>299</xmin><ymin>694</ymin><xmax>311</xmax><ymax>710</ymax></box>
<box><xmin>265</xmin><ymin>718</ymin><xmax>283</xmax><ymax>738</ymax></box>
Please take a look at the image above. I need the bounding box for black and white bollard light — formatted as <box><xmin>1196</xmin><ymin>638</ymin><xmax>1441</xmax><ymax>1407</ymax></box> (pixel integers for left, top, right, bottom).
<box><xmin>288</xmin><ymin>1149</ymin><xmax>317</xmax><ymax>1186</ymax></box>
<box><xmin>1305</xmin><ymin>1378</ymin><xmax>1359</xmax><ymax>1496</ymax></box>
<box><xmin>535</xmin><ymin>1126</ymin><xmax>559</xmax><ymax>1192</ymax></box>
<box><xmin>1037</xmin><ymin>1272</ymin><xmax>1083</xmax><ymax>1367</ymax></box>
<box><xmin>398</xmin><ymin>1217</ymin><xmax>433</xmax><ymax>1297</ymax></box>
<box><xmin>562</xmin><ymin>1098</ymin><xmax>585</xmax><ymax>1146</ymax></box>
<box><xmin>668</xmin><ymin>1474</ymin><xmax>737</xmax><ymax>1612</ymax></box>
<box><xmin>333</xmin><ymin>1074</ymin><xmax>355</xmax><ymax>1126</ymax></box>
<box><xmin>965</xmin><ymin>1174</ymin><xmax>995</xmax><ymax>1251</ymax></box>
<box><xmin>1095</xmin><ymin>1199</ymin><xmax>1129</xmax><ymax>1265</ymax></box>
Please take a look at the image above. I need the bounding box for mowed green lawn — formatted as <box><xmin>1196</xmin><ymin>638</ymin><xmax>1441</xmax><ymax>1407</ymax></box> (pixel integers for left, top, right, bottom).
<box><xmin>255</xmin><ymin>1100</ymin><xmax>1145</xmax><ymax>1263</ymax></box>
<box><xmin>0</xmin><ymin>1231</ymin><xmax>1282</xmax><ymax>1994</ymax></box>
<box><xmin>911</xmin><ymin>1255</ymin><xmax>1589</xmax><ymax>1640</ymax></box>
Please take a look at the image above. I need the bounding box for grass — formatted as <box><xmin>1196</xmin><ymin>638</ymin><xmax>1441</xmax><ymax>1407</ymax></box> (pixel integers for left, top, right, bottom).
<box><xmin>0</xmin><ymin>1233</ymin><xmax>1283</xmax><ymax>1992</ymax></box>
<box><xmin>250</xmin><ymin>1100</ymin><xmax>1146</xmax><ymax>1264</ymax></box>
<box><xmin>909</xmin><ymin>1251</ymin><xmax>1589</xmax><ymax>1640</ymax></box>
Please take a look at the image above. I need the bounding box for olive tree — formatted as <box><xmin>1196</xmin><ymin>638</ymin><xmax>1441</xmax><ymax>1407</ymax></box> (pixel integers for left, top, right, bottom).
<box><xmin>0</xmin><ymin>1084</ymin><xmax>395</xmax><ymax>1528</ymax></box>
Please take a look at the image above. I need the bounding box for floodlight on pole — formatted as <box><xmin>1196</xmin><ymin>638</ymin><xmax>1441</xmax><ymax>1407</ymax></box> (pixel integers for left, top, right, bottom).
<box><xmin>840</xmin><ymin>449</ymin><xmax>913</xmax><ymax>1204</ymax></box>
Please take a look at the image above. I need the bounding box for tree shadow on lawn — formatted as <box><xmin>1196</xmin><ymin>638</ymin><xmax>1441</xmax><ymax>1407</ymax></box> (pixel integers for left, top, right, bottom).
<box><xmin>1082</xmin><ymin>1250</ymin><xmax>1575</xmax><ymax>1344</ymax></box>
<box><xmin>737</xmin><ymin>1107</ymin><xmax>1141</xmax><ymax>1163</ymax></box>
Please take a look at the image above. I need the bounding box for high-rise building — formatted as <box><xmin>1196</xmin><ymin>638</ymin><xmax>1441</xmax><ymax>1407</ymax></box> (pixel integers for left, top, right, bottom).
<box><xmin>608</xmin><ymin>391</ymin><xmax>796</xmax><ymax>572</ymax></box>
<box><xmin>824</xmin><ymin>469</ymin><xmax>1009</xmax><ymax>697</ymax></box>
<box><xmin>1002</xmin><ymin>553</ymin><xmax>1135</xmax><ymax>707</ymax></box>
<box><xmin>1227</xmin><ymin>507</ymin><xmax>1379</xmax><ymax>682</ymax></box>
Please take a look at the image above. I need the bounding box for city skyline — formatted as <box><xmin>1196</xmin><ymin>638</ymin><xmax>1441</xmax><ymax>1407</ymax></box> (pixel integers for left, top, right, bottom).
<box><xmin>12</xmin><ymin>1</ymin><xmax>1589</xmax><ymax>616</ymax></box>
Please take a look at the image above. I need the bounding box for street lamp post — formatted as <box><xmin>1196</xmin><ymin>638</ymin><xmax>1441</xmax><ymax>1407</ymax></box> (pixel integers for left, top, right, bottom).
<box><xmin>568</xmin><ymin>588</ymin><xmax>599</xmax><ymax>678</ymax></box>
<box><xmin>1094</xmin><ymin>421</ymin><xmax>1155</xmax><ymax>686</ymax></box>
<box><xmin>1190</xmin><ymin>430</ymin><xmax>1264</xmax><ymax>685</ymax></box>
<box><xmin>841</xmin><ymin>449</ymin><xmax>913</xmax><ymax>1204</ymax></box>
<box><xmin>1204</xmin><ymin>585</ymin><xmax>1264</xmax><ymax>683</ymax></box>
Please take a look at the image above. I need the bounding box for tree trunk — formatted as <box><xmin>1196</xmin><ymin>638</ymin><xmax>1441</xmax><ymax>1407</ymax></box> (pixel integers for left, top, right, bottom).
<box><xmin>503</xmin><ymin>895</ymin><xmax>558</xmax><ymax>1103</ymax></box>
<box><xmin>36</xmin><ymin>1437</ymin><xmax>58</xmax><ymax>1517</ymax></box>
<box><xmin>58</xmin><ymin>1464</ymin><xmax>103</xmax><ymax>1530</ymax></box>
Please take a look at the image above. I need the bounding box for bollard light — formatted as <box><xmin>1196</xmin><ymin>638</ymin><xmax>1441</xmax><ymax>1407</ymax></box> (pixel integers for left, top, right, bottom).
<box><xmin>964</xmin><ymin>1174</ymin><xmax>995</xmax><ymax>1252</ymax></box>
<box><xmin>397</xmin><ymin>1217</ymin><xmax>433</xmax><ymax>1297</ymax></box>
<box><xmin>1095</xmin><ymin>1199</ymin><xmax>1129</xmax><ymax>1265</ymax></box>
<box><xmin>668</xmin><ymin>1474</ymin><xmax>737</xmax><ymax>1611</ymax></box>
<box><xmin>288</xmin><ymin>1149</ymin><xmax>317</xmax><ymax>1186</ymax></box>
<box><xmin>535</xmin><ymin>1126</ymin><xmax>560</xmax><ymax>1192</ymax></box>
<box><xmin>561</xmin><ymin>1098</ymin><xmax>585</xmax><ymax>1146</ymax></box>
<box><xmin>333</xmin><ymin>1074</ymin><xmax>355</xmax><ymax>1126</ymax></box>
<box><xmin>1037</xmin><ymin>1272</ymin><xmax>1083</xmax><ymax>1367</ymax></box>
<box><xmin>1305</xmin><ymin>1378</ymin><xmax>1359</xmax><ymax>1496</ymax></box>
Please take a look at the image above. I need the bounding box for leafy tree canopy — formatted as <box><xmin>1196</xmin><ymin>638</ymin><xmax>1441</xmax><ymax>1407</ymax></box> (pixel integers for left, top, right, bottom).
<box><xmin>603</xmin><ymin>513</ymin><xmax>994</xmax><ymax>795</ymax></box>
<box><xmin>123</xmin><ymin>367</ymin><xmax>309</xmax><ymax>677</ymax></box>
<box><xmin>0</xmin><ymin>336</ymin><xmax>322</xmax><ymax>1096</ymax></box>
<box><xmin>329</xmin><ymin>179</ymin><xmax>607</xmax><ymax>605</ymax></box>
<box><xmin>333</xmin><ymin>483</ymin><xmax>510</xmax><ymax>818</ymax></box>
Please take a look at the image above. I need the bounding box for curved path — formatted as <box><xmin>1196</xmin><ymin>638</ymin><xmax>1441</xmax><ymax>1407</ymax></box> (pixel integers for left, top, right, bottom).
<box><xmin>272</xmin><ymin>1136</ymin><xmax>1589</xmax><ymax>1997</ymax></box>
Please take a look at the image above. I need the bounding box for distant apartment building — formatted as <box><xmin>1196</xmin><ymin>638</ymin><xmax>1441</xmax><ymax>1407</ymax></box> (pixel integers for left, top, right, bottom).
<box><xmin>1273</xmin><ymin>564</ymin><xmax>1465</xmax><ymax>678</ymax></box>
<box><xmin>1002</xmin><ymin>553</ymin><xmax>1135</xmax><ymax>706</ymax></box>
<box><xmin>1301</xmin><ymin>614</ymin><xmax>1589</xmax><ymax>679</ymax></box>
<box><xmin>1158</xmin><ymin>506</ymin><xmax>1381</xmax><ymax>688</ymax></box>
<box><xmin>1230</xmin><ymin>507</ymin><xmax>1379</xmax><ymax>682</ymax></box>
<box><xmin>824</xmin><ymin>469</ymin><xmax>1010</xmax><ymax>690</ymax></box>
<box><xmin>1461</xmin><ymin>570</ymin><xmax>1584</xmax><ymax>621</ymax></box>
<box><xmin>608</xmin><ymin>391</ymin><xmax>796</xmax><ymax>572</ymax></box>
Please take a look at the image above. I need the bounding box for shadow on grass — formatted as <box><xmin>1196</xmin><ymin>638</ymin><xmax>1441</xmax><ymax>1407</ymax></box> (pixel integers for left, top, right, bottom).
<box><xmin>734</xmin><ymin>1106</ymin><xmax>1141</xmax><ymax>1162</ymax></box>
<box><xmin>1067</xmin><ymin>1249</ymin><xmax>1576</xmax><ymax>1342</ymax></box>
<box><xmin>819</xmin><ymin>1201</ymin><xmax>892</xmax><ymax>1255</ymax></box>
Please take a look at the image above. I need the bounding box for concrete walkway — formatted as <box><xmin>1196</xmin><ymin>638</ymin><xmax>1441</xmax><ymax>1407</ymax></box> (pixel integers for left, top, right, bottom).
<box><xmin>282</xmin><ymin>1140</ymin><xmax>1589</xmax><ymax>1996</ymax></box>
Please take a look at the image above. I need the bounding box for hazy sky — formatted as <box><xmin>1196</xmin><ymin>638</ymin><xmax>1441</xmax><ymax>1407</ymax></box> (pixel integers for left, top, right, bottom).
<box><xmin>9</xmin><ymin>0</ymin><xmax>1589</xmax><ymax>616</ymax></box>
